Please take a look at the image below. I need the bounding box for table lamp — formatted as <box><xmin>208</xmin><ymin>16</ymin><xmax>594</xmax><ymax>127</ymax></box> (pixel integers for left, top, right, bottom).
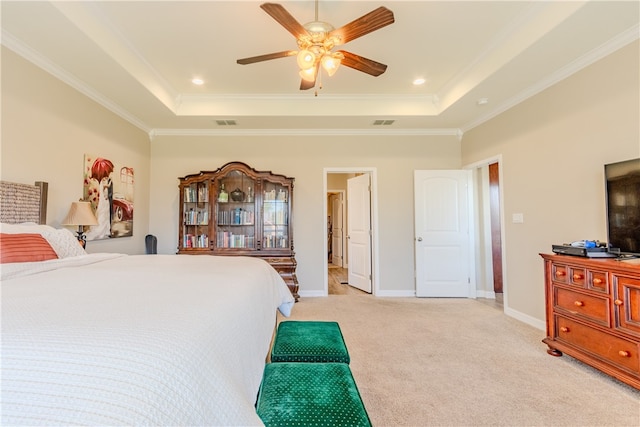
<box><xmin>62</xmin><ymin>201</ymin><xmax>98</xmax><ymax>248</ymax></box>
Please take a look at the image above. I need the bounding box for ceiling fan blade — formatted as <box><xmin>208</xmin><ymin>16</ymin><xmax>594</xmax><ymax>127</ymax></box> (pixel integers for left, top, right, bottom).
<box><xmin>330</xmin><ymin>6</ymin><xmax>394</xmax><ymax>45</ymax></box>
<box><xmin>260</xmin><ymin>3</ymin><xmax>309</xmax><ymax>40</ymax></box>
<box><xmin>237</xmin><ymin>50</ymin><xmax>297</xmax><ymax>65</ymax></box>
<box><xmin>337</xmin><ymin>50</ymin><xmax>387</xmax><ymax>76</ymax></box>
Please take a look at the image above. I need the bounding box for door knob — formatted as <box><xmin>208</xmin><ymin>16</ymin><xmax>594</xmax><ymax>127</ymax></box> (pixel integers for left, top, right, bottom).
<box><xmin>417</xmin><ymin>237</ymin><xmax>423</xmax><ymax>241</ymax></box>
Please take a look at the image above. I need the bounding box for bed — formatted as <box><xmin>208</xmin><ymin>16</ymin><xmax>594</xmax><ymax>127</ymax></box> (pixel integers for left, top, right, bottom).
<box><xmin>0</xmin><ymin>181</ymin><xmax>295</xmax><ymax>426</ymax></box>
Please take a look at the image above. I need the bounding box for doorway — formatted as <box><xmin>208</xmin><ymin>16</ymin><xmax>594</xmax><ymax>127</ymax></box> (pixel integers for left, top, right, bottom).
<box><xmin>466</xmin><ymin>156</ymin><xmax>506</xmax><ymax>308</ymax></box>
<box><xmin>324</xmin><ymin>168</ymin><xmax>378</xmax><ymax>296</ymax></box>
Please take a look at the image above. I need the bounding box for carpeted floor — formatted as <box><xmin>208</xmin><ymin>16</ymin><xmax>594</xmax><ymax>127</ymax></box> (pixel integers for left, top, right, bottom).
<box><xmin>278</xmin><ymin>296</ymin><xmax>640</xmax><ymax>426</ymax></box>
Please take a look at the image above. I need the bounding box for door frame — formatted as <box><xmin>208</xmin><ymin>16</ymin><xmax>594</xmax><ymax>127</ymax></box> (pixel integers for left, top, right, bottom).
<box><xmin>464</xmin><ymin>155</ymin><xmax>509</xmax><ymax>309</ymax></box>
<box><xmin>323</xmin><ymin>167</ymin><xmax>379</xmax><ymax>296</ymax></box>
<box><xmin>327</xmin><ymin>190</ymin><xmax>346</xmax><ymax>267</ymax></box>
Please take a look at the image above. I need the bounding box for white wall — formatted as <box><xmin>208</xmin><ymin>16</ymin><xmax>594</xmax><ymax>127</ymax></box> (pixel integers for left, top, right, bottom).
<box><xmin>1</xmin><ymin>47</ymin><xmax>151</xmax><ymax>255</ymax></box>
<box><xmin>149</xmin><ymin>136</ymin><xmax>462</xmax><ymax>295</ymax></box>
<box><xmin>462</xmin><ymin>40</ymin><xmax>640</xmax><ymax>324</ymax></box>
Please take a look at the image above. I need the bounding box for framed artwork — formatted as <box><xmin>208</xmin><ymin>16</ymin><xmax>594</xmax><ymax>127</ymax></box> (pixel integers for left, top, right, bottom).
<box><xmin>83</xmin><ymin>154</ymin><xmax>134</xmax><ymax>240</ymax></box>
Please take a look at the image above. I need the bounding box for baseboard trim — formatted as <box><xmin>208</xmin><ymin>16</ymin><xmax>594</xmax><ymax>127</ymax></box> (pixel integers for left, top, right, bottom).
<box><xmin>299</xmin><ymin>290</ymin><xmax>417</xmax><ymax>298</ymax></box>
<box><xmin>504</xmin><ymin>306</ymin><xmax>545</xmax><ymax>331</ymax></box>
<box><xmin>476</xmin><ymin>290</ymin><xmax>496</xmax><ymax>299</ymax></box>
<box><xmin>299</xmin><ymin>290</ymin><xmax>326</xmax><ymax>298</ymax></box>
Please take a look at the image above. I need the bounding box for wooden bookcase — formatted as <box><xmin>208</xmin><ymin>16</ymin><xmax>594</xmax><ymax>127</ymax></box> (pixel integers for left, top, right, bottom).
<box><xmin>178</xmin><ymin>162</ymin><xmax>299</xmax><ymax>300</ymax></box>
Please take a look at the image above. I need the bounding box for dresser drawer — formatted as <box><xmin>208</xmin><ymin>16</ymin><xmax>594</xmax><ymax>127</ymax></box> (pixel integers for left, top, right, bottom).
<box><xmin>551</xmin><ymin>263</ymin><xmax>569</xmax><ymax>284</ymax></box>
<box><xmin>568</xmin><ymin>266</ymin><xmax>587</xmax><ymax>287</ymax></box>
<box><xmin>552</xmin><ymin>262</ymin><xmax>608</xmax><ymax>292</ymax></box>
<box><xmin>587</xmin><ymin>269</ymin><xmax>608</xmax><ymax>293</ymax></box>
<box><xmin>555</xmin><ymin>316</ymin><xmax>640</xmax><ymax>374</ymax></box>
<box><xmin>554</xmin><ymin>286</ymin><xmax>611</xmax><ymax>327</ymax></box>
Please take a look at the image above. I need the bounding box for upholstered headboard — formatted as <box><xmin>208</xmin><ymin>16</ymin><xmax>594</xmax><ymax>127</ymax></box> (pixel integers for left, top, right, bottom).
<box><xmin>0</xmin><ymin>181</ymin><xmax>48</xmax><ymax>224</ymax></box>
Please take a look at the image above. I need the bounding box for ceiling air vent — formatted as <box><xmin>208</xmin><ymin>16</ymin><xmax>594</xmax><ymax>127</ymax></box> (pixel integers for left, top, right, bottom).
<box><xmin>215</xmin><ymin>120</ymin><xmax>237</xmax><ymax>126</ymax></box>
<box><xmin>373</xmin><ymin>119</ymin><xmax>395</xmax><ymax>126</ymax></box>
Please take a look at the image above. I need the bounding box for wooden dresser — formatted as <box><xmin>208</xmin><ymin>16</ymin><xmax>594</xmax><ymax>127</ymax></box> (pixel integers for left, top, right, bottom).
<box><xmin>541</xmin><ymin>253</ymin><xmax>640</xmax><ymax>389</ymax></box>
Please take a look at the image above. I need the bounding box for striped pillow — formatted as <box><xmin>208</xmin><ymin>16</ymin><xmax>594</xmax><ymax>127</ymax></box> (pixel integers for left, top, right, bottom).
<box><xmin>0</xmin><ymin>233</ymin><xmax>58</xmax><ymax>264</ymax></box>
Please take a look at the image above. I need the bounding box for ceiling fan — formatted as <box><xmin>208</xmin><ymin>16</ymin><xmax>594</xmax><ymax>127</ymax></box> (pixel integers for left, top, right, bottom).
<box><xmin>236</xmin><ymin>1</ymin><xmax>395</xmax><ymax>91</ymax></box>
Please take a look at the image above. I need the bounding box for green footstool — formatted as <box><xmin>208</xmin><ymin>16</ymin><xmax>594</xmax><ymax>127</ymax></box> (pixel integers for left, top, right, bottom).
<box><xmin>256</xmin><ymin>362</ymin><xmax>371</xmax><ymax>427</ymax></box>
<box><xmin>271</xmin><ymin>321</ymin><xmax>350</xmax><ymax>364</ymax></box>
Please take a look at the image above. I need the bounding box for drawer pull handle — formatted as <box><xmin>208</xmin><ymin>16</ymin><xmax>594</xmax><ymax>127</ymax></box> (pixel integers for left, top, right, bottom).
<box><xmin>614</xmin><ymin>299</ymin><xmax>623</xmax><ymax>306</ymax></box>
<box><xmin>618</xmin><ymin>350</ymin><xmax>630</xmax><ymax>358</ymax></box>
<box><xmin>573</xmin><ymin>274</ymin><xmax>583</xmax><ymax>280</ymax></box>
<box><xmin>555</xmin><ymin>271</ymin><xmax>566</xmax><ymax>277</ymax></box>
<box><xmin>574</xmin><ymin>301</ymin><xmax>584</xmax><ymax>307</ymax></box>
<box><xmin>560</xmin><ymin>327</ymin><xmax>569</xmax><ymax>333</ymax></box>
<box><xmin>593</xmin><ymin>278</ymin><xmax>603</xmax><ymax>285</ymax></box>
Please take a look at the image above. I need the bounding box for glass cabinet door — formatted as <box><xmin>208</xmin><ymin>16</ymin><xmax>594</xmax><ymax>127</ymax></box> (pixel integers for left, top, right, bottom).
<box><xmin>215</xmin><ymin>170</ymin><xmax>256</xmax><ymax>249</ymax></box>
<box><xmin>182</xmin><ymin>181</ymin><xmax>209</xmax><ymax>249</ymax></box>
<box><xmin>262</xmin><ymin>181</ymin><xmax>289</xmax><ymax>249</ymax></box>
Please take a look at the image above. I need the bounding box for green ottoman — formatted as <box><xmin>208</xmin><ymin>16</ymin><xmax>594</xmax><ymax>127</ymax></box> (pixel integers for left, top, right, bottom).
<box><xmin>271</xmin><ymin>321</ymin><xmax>350</xmax><ymax>364</ymax></box>
<box><xmin>256</xmin><ymin>362</ymin><xmax>371</xmax><ymax>427</ymax></box>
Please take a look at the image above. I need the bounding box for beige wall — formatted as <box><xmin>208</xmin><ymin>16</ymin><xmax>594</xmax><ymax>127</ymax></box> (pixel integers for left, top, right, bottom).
<box><xmin>462</xmin><ymin>40</ymin><xmax>640</xmax><ymax>323</ymax></box>
<box><xmin>1</xmin><ymin>47</ymin><xmax>151</xmax><ymax>254</ymax></box>
<box><xmin>149</xmin><ymin>136</ymin><xmax>462</xmax><ymax>295</ymax></box>
<box><xmin>3</xmin><ymin>37</ymin><xmax>638</xmax><ymax>324</ymax></box>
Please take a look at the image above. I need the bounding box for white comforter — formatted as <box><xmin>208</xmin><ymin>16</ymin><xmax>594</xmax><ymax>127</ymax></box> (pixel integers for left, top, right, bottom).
<box><xmin>1</xmin><ymin>254</ymin><xmax>295</xmax><ymax>426</ymax></box>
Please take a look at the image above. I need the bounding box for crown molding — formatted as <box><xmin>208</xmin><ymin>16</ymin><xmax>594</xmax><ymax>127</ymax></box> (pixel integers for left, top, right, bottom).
<box><xmin>460</xmin><ymin>24</ymin><xmax>640</xmax><ymax>134</ymax></box>
<box><xmin>2</xmin><ymin>30</ymin><xmax>151</xmax><ymax>133</ymax></box>
<box><xmin>148</xmin><ymin>127</ymin><xmax>462</xmax><ymax>140</ymax></box>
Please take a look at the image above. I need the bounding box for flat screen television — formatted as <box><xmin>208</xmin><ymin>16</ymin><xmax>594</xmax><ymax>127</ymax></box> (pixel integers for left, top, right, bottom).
<box><xmin>605</xmin><ymin>157</ymin><xmax>640</xmax><ymax>258</ymax></box>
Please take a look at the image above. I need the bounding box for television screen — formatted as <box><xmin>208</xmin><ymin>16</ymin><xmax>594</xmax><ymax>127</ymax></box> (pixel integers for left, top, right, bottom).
<box><xmin>605</xmin><ymin>158</ymin><xmax>640</xmax><ymax>257</ymax></box>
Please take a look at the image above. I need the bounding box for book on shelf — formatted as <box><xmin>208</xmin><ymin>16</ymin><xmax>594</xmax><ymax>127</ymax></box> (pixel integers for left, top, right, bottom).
<box><xmin>263</xmin><ymin>233</ymin><xmax>288</xmax><ymax>248</ymax></box>
<box><xmin>184</xmin><ymin>184</ymin><xmax>209</xmax><ymax>203</ymax></box>
<box><xmin>216</xmin><ymin>231</ymin><xmax>255</xmax><ymax>248</ymax></box>
<box><xmin>217</xmin><ymin>208</ymin><xmax>254</xmax><ymax>225</ymax></box>
<box><xmin>262</xmin><ymin>209</ymin><xmax>287</xmax><ymax>225</ymax></box>
<box><xmin>198</xmin><ymin>185</ymin><xmax>209</xmax><ymax>202</ymax></box>
<box><xmin>183</xmin><ymin>233</ymin><xmax>209</xmax><ymax>248</ymax></box>
<box><xmin>184</xmin><ymin>209</ymin><xmax>209</xmax><ymax>225</ymax></box>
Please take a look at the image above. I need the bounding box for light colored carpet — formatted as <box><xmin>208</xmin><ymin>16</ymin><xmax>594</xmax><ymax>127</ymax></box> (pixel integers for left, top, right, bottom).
<box><xmin>278</xmin><ymin>296</ymin><xmax>640</xmax><ymax>426</ymax></box>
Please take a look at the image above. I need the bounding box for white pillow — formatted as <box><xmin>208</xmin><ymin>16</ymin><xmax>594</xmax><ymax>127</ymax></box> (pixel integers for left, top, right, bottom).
<box><xmin>40</xmin><ymin>228</ymin><xmax>87</xmax><ymax>258</ymax></box>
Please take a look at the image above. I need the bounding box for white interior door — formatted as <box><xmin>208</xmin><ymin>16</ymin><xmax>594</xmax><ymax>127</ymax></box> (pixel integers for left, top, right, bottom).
<box><xmin>347</xmin><ymin>174</ymin><xmax>372</xmax><ymax>293</ymax></box>
<box><xmin>414</xmin><ymin>170</ymin><xmax>472</xmax><ymax>297</ymax></box>
<box><xmin>330</xmin><ymin>193</ymin><xmax>343</xmax><ymax>267</ymax></box>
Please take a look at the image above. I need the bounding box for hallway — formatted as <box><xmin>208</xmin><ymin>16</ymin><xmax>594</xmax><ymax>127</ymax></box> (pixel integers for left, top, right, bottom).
<box><xmin>328</xmin><ymin>267</ymin><xmax>368</xmax><ymax>295</ymax></box>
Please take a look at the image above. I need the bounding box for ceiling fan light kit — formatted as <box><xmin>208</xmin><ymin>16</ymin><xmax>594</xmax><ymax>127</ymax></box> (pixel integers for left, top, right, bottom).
<box><xmin>237</xmin><ymin>2</ymin><xmax>394</xmax><ymax>91</ymax></box>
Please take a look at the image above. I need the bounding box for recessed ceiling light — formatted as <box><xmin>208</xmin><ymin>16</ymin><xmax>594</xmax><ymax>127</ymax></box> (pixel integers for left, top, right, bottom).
<box><xmin>413</xmin><ymin>78</ymin><xmax>426</xmax><ymax>86</ymax></box>
<box><xmin>192</xmin><ymin>78</ymin><xmax>204</xmax><ymax>85</ymax></box>
<box><xmin>477</xmin><ymin>97</ymin><xmax>489</xmax><ymax>105</ymax></box>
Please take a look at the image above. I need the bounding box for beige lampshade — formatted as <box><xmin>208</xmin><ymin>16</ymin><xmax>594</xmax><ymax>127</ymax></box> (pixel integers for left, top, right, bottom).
<box><xmin>62</xmin><ymin>201</ymin><xmax>98</xmax><ymax>226</ymax></box>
